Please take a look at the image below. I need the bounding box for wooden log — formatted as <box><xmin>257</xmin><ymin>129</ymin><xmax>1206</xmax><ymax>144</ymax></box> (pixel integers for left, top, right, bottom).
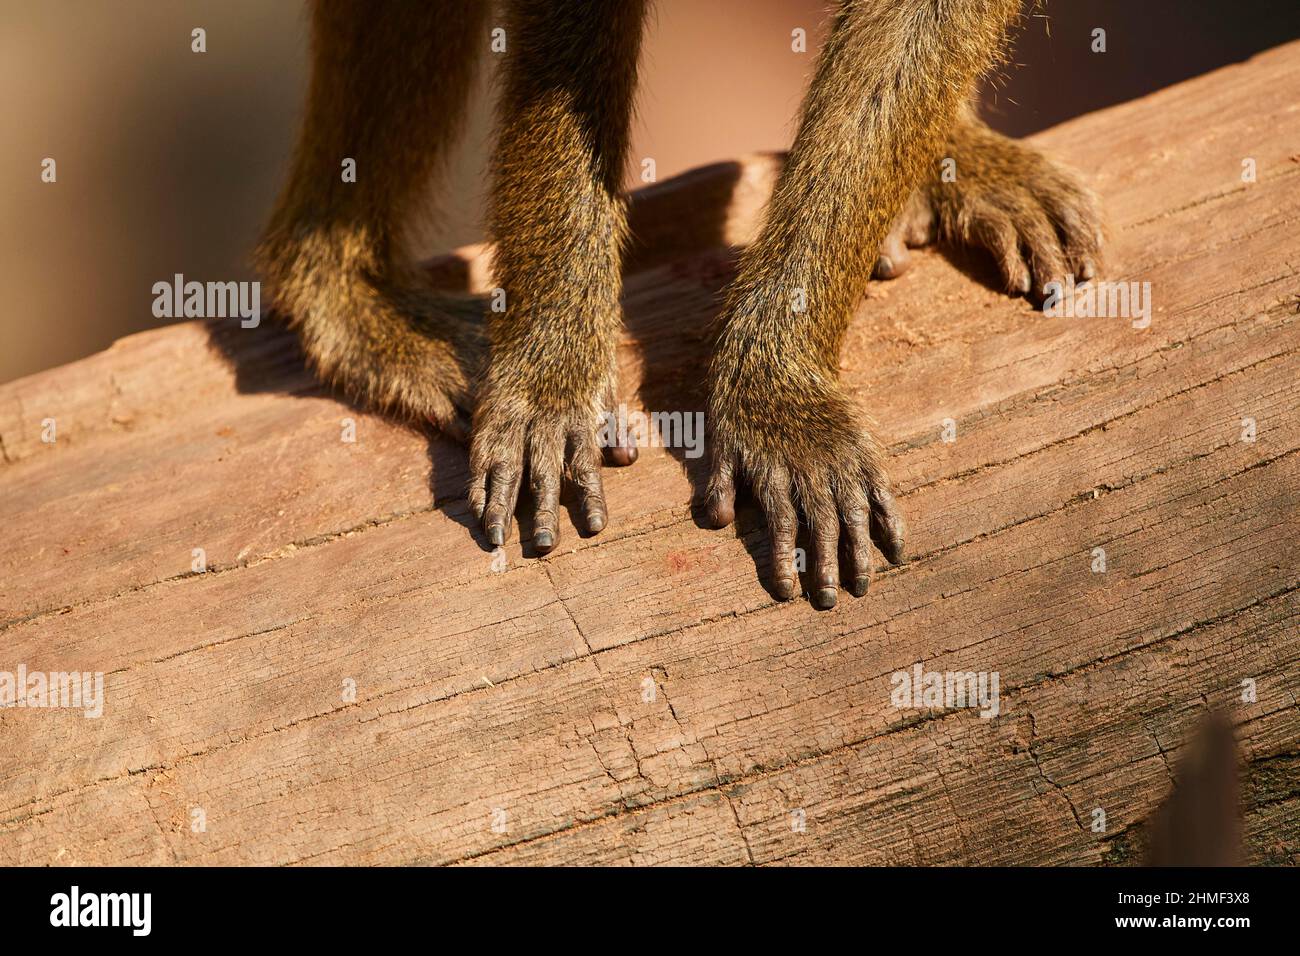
<box><xmin>1</xmin><ymin>43</ymin><xmax>1297</xmax><ymax>866</ymax></box>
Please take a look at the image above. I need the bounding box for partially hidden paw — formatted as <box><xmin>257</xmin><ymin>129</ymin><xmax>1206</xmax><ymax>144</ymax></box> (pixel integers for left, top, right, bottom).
<box><xmin>873</xmin><ymin>190</ymin><xmax>934</xmax><ymax>281</ymax></box>
<box><xmin>875</xmin><ymin>129</ymin><xmax>1104</xmax><ymax>298</ymax></box>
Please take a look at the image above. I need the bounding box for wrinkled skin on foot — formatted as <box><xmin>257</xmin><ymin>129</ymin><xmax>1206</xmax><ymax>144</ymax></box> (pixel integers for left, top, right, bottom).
<box><xmin>874</xmin><ymin>113</ymin><xmax>1104</xmax><ymax>296</ymax></box>
<box><xmin>705</xmin><ymin>364</ymin><xmax>905</xmax><ymax>610</ymax></box>
<box><xmin>468</xmin><ymin>371</ymin><xmax>636</xmax><ymax>554</ymax></box>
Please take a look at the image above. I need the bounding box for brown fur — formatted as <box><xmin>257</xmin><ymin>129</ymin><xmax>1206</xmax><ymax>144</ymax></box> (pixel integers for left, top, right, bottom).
<box><xmin>705</xmin><ymin>0</ymin><xmax>1032</xmax><ymax>608</ymax></box>
<box><xmin>254</xmin><ymin>0</ymin><xmax>489</xmax><ymax>433</ymax></box>
<box><xmin>468</xmin><ymin>0</ymin><xmax>648</xmax><ymax>552</ymax></box>
<box><xmin>876</xmin><ymin>105</ymin><xmax>1105</xmax><ymax>293</ymax></box>
<box><xmin>258</xmin><ymin>0</ymin><xmax>1104</xmax><ymax>607</ymax></box>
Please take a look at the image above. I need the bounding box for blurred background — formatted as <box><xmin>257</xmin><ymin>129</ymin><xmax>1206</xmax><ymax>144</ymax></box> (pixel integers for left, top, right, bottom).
<box><xmin>2</xmin><ymin>0</ymin><xmax>1298</xmax><ymax>383</ymax></box>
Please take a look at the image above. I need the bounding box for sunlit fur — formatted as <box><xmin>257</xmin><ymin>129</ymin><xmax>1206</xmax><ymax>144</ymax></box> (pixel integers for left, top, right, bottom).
<box><xmin>257</xmin><ymin>0</ymin><xmax>1104</xmax><ymax>607</ymax></box>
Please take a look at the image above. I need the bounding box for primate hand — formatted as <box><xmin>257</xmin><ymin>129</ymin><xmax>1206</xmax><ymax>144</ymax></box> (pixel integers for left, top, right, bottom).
<box><xmin>704</xmin><ymin>348</ymin><xmax>905</xmax><ymax>610</ymax></box>
<box><xmin>877</xmin><ymin>115</ymin><xmax>1104</xmax><ymax>297</ymax></box>
<box><xmin>469</xmin><ymin>360</ymin><xmax>634</xmax><ymax>554</ymax></box>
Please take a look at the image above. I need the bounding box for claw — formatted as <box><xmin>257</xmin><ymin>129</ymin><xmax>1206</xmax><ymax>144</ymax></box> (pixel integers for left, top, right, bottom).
<box><xmin>811</xmin><ymin>587</ymin><xmax>838</xmax><ymax>611</ymax></box>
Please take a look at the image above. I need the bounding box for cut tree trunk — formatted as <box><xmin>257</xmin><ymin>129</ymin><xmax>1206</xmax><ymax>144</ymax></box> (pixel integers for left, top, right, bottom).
<box><xmin>1</xmin><ymin>43</ymin><xmax>1297</xmax><ymax>866</ymax></box>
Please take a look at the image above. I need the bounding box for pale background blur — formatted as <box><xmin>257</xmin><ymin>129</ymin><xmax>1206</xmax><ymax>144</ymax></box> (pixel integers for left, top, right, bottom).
<box><xmin>3</xmin><ymin>0</ymin><xmax>1297</xmax><ymax>383</ymax></box>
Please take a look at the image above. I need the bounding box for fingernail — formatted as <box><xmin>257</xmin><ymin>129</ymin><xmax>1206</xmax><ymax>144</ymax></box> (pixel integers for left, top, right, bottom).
<box><xmin>813</xmin><ymin>587</ymin><xmax>838</xmax><ymax>610</ymax></box>
<box><xmin>850</xmin><ymin>576</ymin><xmax>870</xmax><ymax>597</ymax></box>
<box><xmin>487</xmin><ymin>525</ymin><xmax>503</xmax><ymax>547</ymax></box>
<box><xmin>773</xmin><ymin>577</ymin><xmax>796</xmax><ymax>601</ymax></box>
<box><xmin>534</xmin><ymin>530</ymin><xmax>554</xmax><ymax>551</ymax></box>
<box><xmin>625</xmin><ymin>445</ymin><xmax>638</xmax><ymax>464</ymax></box>
<box><xmin>588</xmin><ymin>513</ymin><xmax>605</xmax><ymax>533</ymax></box>
<box><xmin>709</xmin><ymin>499</ymin><xmax>735</xmax><ymax>528</ymax></box>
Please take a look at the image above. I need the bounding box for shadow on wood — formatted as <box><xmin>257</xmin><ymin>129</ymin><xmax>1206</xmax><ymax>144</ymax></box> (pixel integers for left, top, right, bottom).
<box><xmin>1</xmin><ymin>45</ymin><xmax>1297</xmax><ymax>866</ymax></box>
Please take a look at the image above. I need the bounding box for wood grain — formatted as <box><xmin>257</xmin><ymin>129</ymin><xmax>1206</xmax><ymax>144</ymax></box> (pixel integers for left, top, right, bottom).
<box><xmin>1</xmin><ymin>44</ymin><xmax>1297</xmax><ymax>866</ymax></box>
